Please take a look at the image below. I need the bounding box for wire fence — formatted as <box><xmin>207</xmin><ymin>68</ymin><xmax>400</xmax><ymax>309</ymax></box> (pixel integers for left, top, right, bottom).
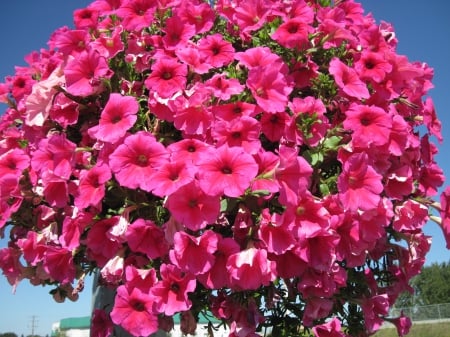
<box><xmin>390</xmin><ymin>303</ymin><xmax>450</xmax><ymax>321</ymax></box>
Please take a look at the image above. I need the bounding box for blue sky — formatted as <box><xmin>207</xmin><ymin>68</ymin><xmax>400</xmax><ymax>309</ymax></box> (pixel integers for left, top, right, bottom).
<box><xmin>1</xmin><ymin>1</ymin><xmax>450</xmax><ymax>336</ymax></box>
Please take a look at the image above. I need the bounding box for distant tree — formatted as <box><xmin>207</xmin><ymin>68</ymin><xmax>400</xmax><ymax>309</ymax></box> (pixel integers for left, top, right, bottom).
<box><xmin>0</xmin><ymin>333</ymin><xmax>18</xmax><ymax>337</ymax></box>
<box><xmin>395</xmin><ymin>261</ymin><xmax>450</xmax><ymax>307</ymax></box>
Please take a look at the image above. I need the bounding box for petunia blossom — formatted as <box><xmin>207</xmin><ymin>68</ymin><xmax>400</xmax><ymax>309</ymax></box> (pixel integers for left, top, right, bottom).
<box><xmin>169</xmin><ymin>230</ymin><xmax>219</xmax><ymax>275</ymax></box>
<box><xmin>329</xmin><ymin>57</ymin><xmax>370</xmax><ymax>100</ymax></box>
<box><xmin>75</xmin><ymin>163</ymin><xmax>112</xmax><ymax>209</ymax></box>
<box><xmin>151</xmin><ymin>263</ymin><xmax>196</xmax><ymax>316</ymax></box>
<box><xmin>198</xmin><ymin>33</ymin><xmax>235</xmax><ymax>67</ymax></box>
<box><xmin>144</xmin><ymin>57</ymin><xmax>187</xmax><ymax>98</ymax></box>
<box><xmin>64</xmin><ymin>48</ymin><xmax>112</xmax><ymax>97</ymax></box>
<box><xmin>343</xmin><ymin>103</ymin><xmax>392</xmax><ymax>148</ymax></box>
<box><xmin>197</xmin><ymin>145</ymin><xmax>259</xmax><ymax>197</ymax></box>
<box><xmin>89</xmin><ymin>93</ymin><xmax>139</xmax><ymax>143</ymax></box>
<box><xmin>165</xmin><ymin>181</ymin><xmax>221</xmax><ymax>231</ymax></box>
<box><xmin>109</xmin><ymin>131</ymin><xmax>169</xmax><ymax>191</ymax></box>
<box><xmin>337</xmin><ymin>152</ymin><xmax>384</xmax><ymax>212</ymax></box>
<box><xmin>246</xmin><ymin>65</ymin><xmax>292</xmax><ymax>113</ymax></box>
<box><xmin>271</xmin><ymin>18</ymin><xmax>312</xmax><ymax>50</ymax></box>
<box><xmin>125</xmin><ymin>219</ymin><xmax>169</xmax><ymax>259</ymax></box>
<box><xmin>226</xmin><ymin>247</ymin><xmax>276</xmax><ymax>291</ymax></box>
<box><xmin>110</xmin><ymin>285</ymin><xmax>158</xmax><ymax>337</ymax></box>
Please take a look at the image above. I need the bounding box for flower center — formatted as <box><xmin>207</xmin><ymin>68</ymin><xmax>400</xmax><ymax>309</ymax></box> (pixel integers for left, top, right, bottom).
<box><xmin>170</xmin><ymin>282</ymin><xmax>180</xmax><ymax>293</ymax></box>
<box><xmin>221</xmin><ymin>166</ymin><xmax>232</xmax><ymax>174</ymax></box>
<box><xmin>162</xmin><ymin>71</ymin><xmax>172</xmax><ymax>80</ymax></box>
<box><xmin>130</xmin><ymin>299</ymin><xmax>146</xmax><ymax>312</ymax></box>
<box><xmin>231</xmin><ymin>132</ymin><xmax>241</xmax><ymax>139</ymax></box>
<box><xmin>136</xmin><ymin>154</ymin><xmax>148</xmax><ymax>166</ymax></box>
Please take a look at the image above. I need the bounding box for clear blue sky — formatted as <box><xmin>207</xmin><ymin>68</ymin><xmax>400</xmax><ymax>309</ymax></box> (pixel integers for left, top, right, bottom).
<box><xmin>1</xmin><ymin>1</ymin><xmax>450</xmax><ymax>336</ymax></box>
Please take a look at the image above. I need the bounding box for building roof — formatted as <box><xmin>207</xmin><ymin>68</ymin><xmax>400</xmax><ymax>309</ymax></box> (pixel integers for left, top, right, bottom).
<box><xmin>57</xmin><ymin>312</ymin><xmax>220</xmax><ymax>331</ymax></box>
<box><xmin>59</xmin><ymin>316</ymin><xmax>91</xmax><ymax>330</ymax></box>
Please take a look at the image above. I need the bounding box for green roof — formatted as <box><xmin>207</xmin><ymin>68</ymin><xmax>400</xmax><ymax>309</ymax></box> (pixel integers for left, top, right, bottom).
<box><xmin>60</xmin><ymin>316</ymin><xmax>91</xmax><ymax>330</ymax></box>
<box><xmin>57</xmin><ymin>312</ymin><xmax>220</xmax><ymax>330</ymax></box>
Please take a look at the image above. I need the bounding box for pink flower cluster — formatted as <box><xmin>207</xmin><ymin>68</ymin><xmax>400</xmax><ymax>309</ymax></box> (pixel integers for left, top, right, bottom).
<box><xmin>0</xmin><ymin>0</ymin><xmax>449</xmax><ymax>336</ymax></box>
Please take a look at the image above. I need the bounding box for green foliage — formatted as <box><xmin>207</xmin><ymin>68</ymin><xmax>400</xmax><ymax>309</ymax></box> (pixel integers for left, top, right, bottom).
<box><xmin>0</xmin><ymin>333</ymin><xmax>18</xmax><ymax>337</ymax></box>
<box><xmin>396</xmin><ymin>261</ymin><xmax>450</xmax><ymax>307</ymax></box>
<box><xmin>374</xmin><ymin>321</ymin><xmax>450</xmax><ymax>337</ymax></box>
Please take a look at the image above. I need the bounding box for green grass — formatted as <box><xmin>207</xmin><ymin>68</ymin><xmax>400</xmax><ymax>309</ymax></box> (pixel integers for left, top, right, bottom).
<box><xmin>374</xmin><ymin>321</ymin><xmax>450</xmax><ymax>337</ymax></box>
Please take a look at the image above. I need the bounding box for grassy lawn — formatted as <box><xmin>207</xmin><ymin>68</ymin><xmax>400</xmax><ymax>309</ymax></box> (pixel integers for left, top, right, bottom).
<box><xmin>374</xmin><ymin>321</ymin><xmax>450</xmax><ymax>337</ymax></box>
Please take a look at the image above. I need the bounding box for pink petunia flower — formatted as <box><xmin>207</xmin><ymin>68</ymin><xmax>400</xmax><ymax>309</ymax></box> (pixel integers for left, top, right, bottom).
<box><xmin>0</xmin><ymin>148</ymin><xmax>29</xmax><ymax>178</ymax></box>
<box><xmin>167</xmin><ymin>138</ymin><xmax>209</xmax><ymax>165</ymax></box>
<box><xmin>0</xmin><ymin>175</ymin><xmax>22</xmax><ymax>229</ymax></box>
<box><xmin>150</xmin><ymin>158</ymin><xmax>195</xmax><ymax>197</ymax></box>
<box><xmin>162</xmin><ymin>15</ymin><xmax>196</xmax><ymax>50</ymax></box>
<box><xmin>151</xmin><ymin>263</ymin><xmax>197</xmax><ymax>316</ymax></box>
<box><xmin>171</xmin><ymin>85</ymin><xmax>213</xmax><ymax>135</ymax></box>
<box><xmin>144</xmin><ymin>57</ymin><xmax>187</xmax><ymax>98</ymax></box>
<box><xmin>115</xmin><ymin>0</ymin><xmax>157</xmax><ymax>31</ymax></box>
<box><xmin>31</xmin><ymin>133</ymin><xmax>76</xmax><ymax>179</ymax></box>
<box><xmin>198</xmin><ymin>236</ymin><xmax>240</xmax><ymax>289</ymax></box>
<box><xmin>64</xmin><ymin>48</ymin><xmax>113</xmax><ymax>97</ymax></box>
<box><xmin>260</xmin><ymin>111</ymin><xmax>290</xmax><ymax>142</ymax></box>
<box><xmin>91</xmin><ymin>309</ymin><xmax>114</xmax><ymax>337</ymax></box>
<box><xmin>89</xmin><ymin>93</ymin><xmax>139</xmax><ymax>144</ymax></box>
<box><xmin>211</xmin><ymin>101</ymin><xmax>259</xmax><ymax>121</ymax></box>
<box><xmin>176</xmin><ymin>1</ymin><xmax>215</xmax><ymax>34</ymax></box>
<box><xmin>42</xmin><ymin>246</ymin><xmax>76</xmax><ymax>284</ymax></box>
<box><xmin>109</xmin><ymin>131</ymin><xmax>169</xmax><ymax>191</ymax></box>
<box><xmin>337</xmin><ymin>152</ymin><xmax>384</xmax><ymax>212</ymax></box>
<box><xmin>271</xmin><ymin>18</ymin><xmax>312</xmax><ymax>50</ymax></box>
<box><xmin>344</xmin><ymin>103</ymin><xmax>392</xmax><ymax>148</ymax></box>
<box><xmin>258</xmin><ymin>209</ymin><xmax>295</xmax><ymax>255</ymax></box>
<box><xmin>204</xmin><ymin>74</ymin><xmax>245</xmax><ymax>100</ymax></box>
<box><xmin>75</xmin><ymin>163</ymin><xmax>112</xmax><ymax>209</ymax></box>
<box><xmin>198</xmin><ymin>33</ymin><xmax>235</xmax><ymax>67</ymax></box>
<box><xmin>176</xmin><ymin>45</ymin><xmax>212</xmax><ymax>74</ymax></box>
<box><xmin>439</xmin><ymin>186</ymin><xmax>450</xmax><ymax>249</ymax></box>
<box><xmin>235</xmin><ymin>46</ymin><xmax>283</xmax><ymax>69</ymax></box>
<box><xmin>125</xmin><ymin>219</ymin><xmax>169</xmax><ymax>259</ymax></box>
<box><xmin>165</xmin><ymin>181</ymin><xmax>221</xmax><ymax>231</ymax></box>
<box><xmin>355</xmin><ymin>50</ymin><xmax>392</xmax><ymax>83</ymax></box>
<box><xmin>312</xmin><ymin>317</ymin><xmax>347</xmax><ymax>337</ymax></box>
<box><xmin>329</xmin><ymin>57</ymin><xmax>370</xmax><ymax>100</ymax></box>
<box><xmin>197</xmin><ymin>145</ymin><xmax>259</xmax><ymax>197</ymax></box>
<box><xmin>246</xmin><ymin>65</ymin><xmax>292</xmax><ymax>113</ymax></box>
<box><xmin>111</xmin><ymin>285</ymin><xmax>158</xmax><ymax>337</ymax></box>
<box><xmin>226</xmin><ymin>247</ymin><xmax>276</xmax><ymax>291</ymax></box>
<box><xmin>169</xmin><ymin>230</ymin><xmax>219</xmax><ymax>275</ymax></box>
<box><xmin>211</xmin><ymin>116</ymin><xmax>261</xmax><ymax>154</ymax></box>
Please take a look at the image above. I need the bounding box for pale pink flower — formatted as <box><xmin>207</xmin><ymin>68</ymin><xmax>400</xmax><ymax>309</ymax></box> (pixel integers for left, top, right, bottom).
<box><xmin>25</xmin><ymin>65</ymin><xmax>64</xmax><ymax>126</ymax></box>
